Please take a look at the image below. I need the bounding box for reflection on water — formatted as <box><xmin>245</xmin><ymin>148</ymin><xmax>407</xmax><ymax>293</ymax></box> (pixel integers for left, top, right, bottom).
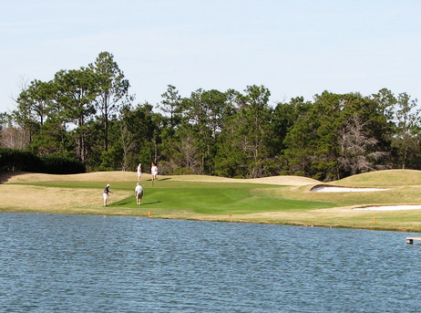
<box><xmin>1</xmin><ymin>213</ymin><xmax>421</xmax><ymax>312</ymax></box>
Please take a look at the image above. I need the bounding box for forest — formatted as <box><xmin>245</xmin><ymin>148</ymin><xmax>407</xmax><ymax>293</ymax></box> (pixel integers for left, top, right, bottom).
<box><xmin>0</xmin><ymin>51</ymin><xmax>420</xmax><ymax>181</ymax></box>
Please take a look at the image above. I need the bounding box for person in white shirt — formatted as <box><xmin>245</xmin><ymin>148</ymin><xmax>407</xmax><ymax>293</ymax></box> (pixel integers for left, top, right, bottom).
<box><xmin>137</xmin><ymin>163</ymin><xmax>142</xmax><ymax>181</ymax></box>
<box><xmin>135</xmin><ymin>182</ymin><xmax>144</xmax><ymax>205</ymax></box>
<box><xmin>151</xmin><ymin>163</ymin><xmax>158</xmax><ymax>181</ymax></box>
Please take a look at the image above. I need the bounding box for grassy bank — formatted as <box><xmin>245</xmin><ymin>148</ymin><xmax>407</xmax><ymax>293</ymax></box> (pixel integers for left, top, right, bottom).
<box><xmin>2</xmin><ymin>170</ymin><xmax>421</xmax><ymax>232</ymax></box>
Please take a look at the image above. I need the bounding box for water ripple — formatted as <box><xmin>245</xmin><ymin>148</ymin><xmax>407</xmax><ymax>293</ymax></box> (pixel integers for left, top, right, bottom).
<box><xmin>1</xmin><ymin>213</ymin><xmax>421</xmax><ymax>312</ymax></box>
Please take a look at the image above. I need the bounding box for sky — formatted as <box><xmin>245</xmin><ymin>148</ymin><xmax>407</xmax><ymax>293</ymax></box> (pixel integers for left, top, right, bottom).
<box><xmin>1</xmin><ymin>0</ymin><xmax>420</xmax><ymax>113</ymax></box>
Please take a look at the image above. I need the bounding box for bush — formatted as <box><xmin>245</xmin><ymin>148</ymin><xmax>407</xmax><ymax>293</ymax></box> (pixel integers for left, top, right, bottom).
<box><xmin>0</xmin><ymin>148</ymin><xmax>85</xmax><ymax>174</ymax></box>
<box><xmin>173</xmin><ymin>167</ymin><xmax>195</xmax><ymax>175</ymax></box>
<box><xmin>41</xmin><ymin>156</ymin><xmax>86</xmax><ymax>174</ymax></box>
<box><xmin>0</xmin><ymin>148</ymin><xmax>43</xmax><ymax>172</ymax></box>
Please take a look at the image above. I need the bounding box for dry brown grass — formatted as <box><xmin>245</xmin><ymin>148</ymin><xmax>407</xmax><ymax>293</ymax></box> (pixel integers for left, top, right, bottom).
<box><xmin>2</xmin><ymin>171</ymin><xmax>320</xmax><ymax>186</ymax></box>
<box><xmin>334</xmin><ymin>169</ymin><xmax>421</xmax><ymax>187</ymax></box>
<box><xmin>0</xmin><ymin>184</ymin><xmax>132</xmax><ymax>213</ymax></box>
<box><xmin>3</xmin><ymin>171</ymin><xmax>142</xmax><ymax>183</ymax></box>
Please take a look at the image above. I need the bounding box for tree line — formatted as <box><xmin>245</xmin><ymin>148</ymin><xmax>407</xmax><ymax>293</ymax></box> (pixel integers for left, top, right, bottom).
<box><xmin>0</xmin><ymin>51</ymin><xmax>419</xmax><ymax>181</ymax></box>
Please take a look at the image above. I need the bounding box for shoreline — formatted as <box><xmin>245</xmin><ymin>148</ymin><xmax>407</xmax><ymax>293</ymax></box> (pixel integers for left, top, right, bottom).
<box><xmin>0</xmin><ymin>209</ymin><xmax>417</xmax><ymax>234</ymax></box>
<box><xmin>2</xmin><ymin>171</ymin><xmax>421</xmax><ymax>233</ymax></box>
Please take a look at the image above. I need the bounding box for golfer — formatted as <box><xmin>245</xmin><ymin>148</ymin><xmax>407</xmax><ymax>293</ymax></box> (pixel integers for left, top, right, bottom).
<box><xmin>135</xmin><ymin>182</ymin><xmax>144</xmax><ymax>205</ymax></box>
<box><xmin>151</xmin><ymin>163</ymin><xmax>158</xmax><ymax>181</ymax></box>
<box><xmin>103</xmin><ymin>184</ymin><xmax>112</xmax><ymax>206</ymax></box>
<box><xmin>137</xmin><ymin>163</ymin><xmax>142</xmax><ymax>181</ymax></box>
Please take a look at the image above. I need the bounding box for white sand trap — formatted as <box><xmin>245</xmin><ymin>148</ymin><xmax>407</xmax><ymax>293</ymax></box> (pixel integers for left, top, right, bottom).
<box><xmin>354</xmin><ymin>205</ymin><xmax>421</xmax><ymax>211</ymax></box>
<box><xmin>311</xmin><ymin>186</ymin><xmax>390</xmax><ymax>192</ymax></box>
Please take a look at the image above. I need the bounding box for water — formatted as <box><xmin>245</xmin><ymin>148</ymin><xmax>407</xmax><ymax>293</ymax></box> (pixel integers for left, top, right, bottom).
<box><xmin>1</xmin><ymin>213</ymin><xmax>421</xmax><ymax>312</ymax></box>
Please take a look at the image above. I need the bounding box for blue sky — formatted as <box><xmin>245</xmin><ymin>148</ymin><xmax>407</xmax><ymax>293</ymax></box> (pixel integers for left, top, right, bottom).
<box><xmin>1</xmin><ymin>0</ymin><xmax>420</xmax><ymax>113</ymax></box>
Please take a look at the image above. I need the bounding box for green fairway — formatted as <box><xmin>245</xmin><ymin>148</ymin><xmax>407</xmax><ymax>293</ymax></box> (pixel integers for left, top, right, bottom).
<box><xmin>111</xmin><ymin>185</ymin><xmax>334</xmax><ymax>214</ymax></box>
<box><xmin>18</xmin><ymin>179</ymin><xmax>335</xmax><ymax>214</ymax></box>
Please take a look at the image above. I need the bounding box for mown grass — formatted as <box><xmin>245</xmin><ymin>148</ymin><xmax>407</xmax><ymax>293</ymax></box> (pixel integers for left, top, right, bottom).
<box><xmin>3</xmin><ymin>170</ymin><xmax>421</xmax><ymax>232</ymax></box>
<box><xmin>112</xmin><ymin>186</ymin><xmax>333</xmax><ymax>214</ymax></box>
<box><xmin>15</xmin><ymin>180</ymin><xmax>334</xmax><ymax>214</ymax></box>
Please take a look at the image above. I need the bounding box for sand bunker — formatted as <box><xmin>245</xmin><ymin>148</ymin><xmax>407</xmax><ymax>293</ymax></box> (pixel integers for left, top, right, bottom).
<box><xmin>311</xmin><ymin>186</ymin><xmax>390</xmax><ymax>192</ymax></box>
<box><xmin>354</xmin><ymin>205</ymin><xmax>421</xmax><ymax>211</ymax></box>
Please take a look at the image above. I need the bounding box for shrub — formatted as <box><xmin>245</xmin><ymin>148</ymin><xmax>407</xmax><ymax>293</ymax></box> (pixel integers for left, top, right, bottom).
<box><xmin>0</xmin><ymin>148</ymin><xmax>43</xmax><ymax>172</ymax></box>
<box><xmin>41</xmin><ymin>156</ymin><xmax>86</xmax><ymax>174</ymax></box>
<box><xmin>0</xmin><ymin>148</ymin><xmax>85</xmax><ymax>174</ymax></box>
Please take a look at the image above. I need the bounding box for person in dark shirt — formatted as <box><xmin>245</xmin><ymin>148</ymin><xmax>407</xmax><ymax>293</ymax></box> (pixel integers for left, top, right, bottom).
<box><xmin>103</xmin><ymin>184</ymin><xmax>112</xmax><ymax>206</ymax></box>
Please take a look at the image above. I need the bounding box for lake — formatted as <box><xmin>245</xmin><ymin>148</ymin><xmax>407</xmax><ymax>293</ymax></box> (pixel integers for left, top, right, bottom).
<box><xmin>1</xmin><ymin>213</ymin><xmax>421</xmax><ymax>312</ymax></box>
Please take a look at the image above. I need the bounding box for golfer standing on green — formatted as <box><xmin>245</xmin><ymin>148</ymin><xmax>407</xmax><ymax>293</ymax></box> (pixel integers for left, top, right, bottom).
<box><xmin>135</xmin><ymin>182</ymin><xmax>143</xmax><ymax>205</ymax></box>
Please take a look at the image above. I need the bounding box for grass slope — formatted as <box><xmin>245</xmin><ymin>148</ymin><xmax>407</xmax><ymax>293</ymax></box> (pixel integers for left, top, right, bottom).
<box><xmin>333</xmin><ymin>169</ymin><xmax>421</xmax><ymax>187</ymax></box>
<box><xmin>2</xmin><ymin>170</ymin><xmax>421</xmax><ymax>232</ymax></box>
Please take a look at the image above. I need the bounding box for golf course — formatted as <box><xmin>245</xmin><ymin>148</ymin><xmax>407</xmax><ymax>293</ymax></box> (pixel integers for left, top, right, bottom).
<box><xmin>2</xmin><ymin>169</ymin><xmax>421</xmax><ymax>232</ymax></box>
